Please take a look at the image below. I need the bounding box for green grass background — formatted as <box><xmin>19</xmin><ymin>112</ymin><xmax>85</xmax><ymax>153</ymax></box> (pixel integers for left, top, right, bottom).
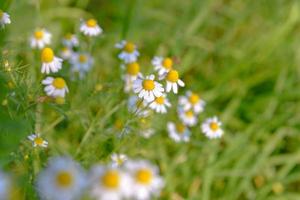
<box><xmin>1</xmin><ymin>0</ymin><xmax>300</xmax><ymax>199</ymax></box>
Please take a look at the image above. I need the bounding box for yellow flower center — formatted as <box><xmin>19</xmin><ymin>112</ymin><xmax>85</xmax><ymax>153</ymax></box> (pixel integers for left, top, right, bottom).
<box><xmin>52</xmin><ymin>78</ymin><xmax>66</xmax><ymax>89</ymax></box>
<box><xmin>79</xmin><ymin>55</ymin><xmax>87</xmax><ymax>63</ymax></box>
<box><xmin>185</xmin><ymin>110</ymin><xmax>194</xmax><ymax>118</ymax></box>
<box><xmin>210</xmin><ymin>122</ymin><xmax>219</xmax><ymax>131</ymax></box>
<box><xmin>56</xmin><ymin>171</ymin><xmax>73</xmax><ymax>188</ymax></box>
<box><xmin>34</xmin><ymin>137</ymin><xmax>44</xmax><ymax>145</ymax></box>
<box><xmin>41</xmin><ymin>48</ymin><xmax>54</xmax><ymax>63</ymax></box>
<box><xmin>117</xmin><ymin>158</ymin><xmax>124</xmax><ymax>165</ymax></box>
<box><xmin>162</xmin><ymin>58</ymin><xmax>173</xmax><ymax>69</ymax></box>
<box><xmin>166</xmin><ymin>70</ymin><xmax>179</xmax><ymax>82</ymax></box>
<box><xmin>142</xmin><ymin>80</ymin><xmax>155</xmax><ymax>91</ymax></box>
<box><xmin>189</xmin><ymin>93</ymin><xmax>200</xmax><ymax>105</ymax></box>
<box><xmin>176</xmin><ymin>123</ymin><xmax>185</xmax><ymax>134</ymax></box>
<box><xmin>155</xmin><ymin>96</ymin><xmax>165</xmax><ymax>105</ymax></box>
<box><xmin>136</xmin><ymin>169</ymin><xmax>152</xmax><ymax>185</ymax></box>
<box><xmin>114</xmin><ymin>119</ymin><xmax>123</xmax><ymax>130</ymax></box>
<box><xmin>126</xmin><ymin>62</ymin><xmax>140</xmax><ymax>75</ymax></box>
<box><xmin>123</xmin><ymin>42</ymin><xmax>135</xmax><ymax>53</ymax></box>
<box><xmin>34</xmin><ymin>30</ymin><xmax>44</xmax><ymax>40</ymax></box>
<box><xmin>101</xmin><ymin>170</ymin><xmax>120</xmax><ymax>189</ymax></box>
<box><xmin>86</xmin><ymin>19</ymin><xmax>97</xmax><ymax>27</ymax></box>
<box><xmin>64</xmin><ymin>33</ymin><xmax>72</xmax><ymax>40</ymax></box>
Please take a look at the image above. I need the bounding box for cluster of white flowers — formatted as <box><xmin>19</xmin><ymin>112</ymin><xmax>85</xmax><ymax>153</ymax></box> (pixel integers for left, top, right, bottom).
<box><xmin>34</xmin><ymin>155</ymin><xmax>163</xmax><ymax>200</ymax></box>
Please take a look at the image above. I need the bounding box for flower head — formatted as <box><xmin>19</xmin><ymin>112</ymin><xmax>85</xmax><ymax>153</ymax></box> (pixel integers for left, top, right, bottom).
<box><xmin>122</xmin><ymin>62</ymin><xmax>142</xmax><ymax>93</ymax></box>
<box><xmin>201</xmin><ymin>116</ymin><xmax>224</xmax><ymax>139</ymax></box>
<box><xmin>30</xmin><ymin>28</ymin><xmax>52</xmax><ymax>49</ymax></box>
<box><xmin>149</xmin><ymin>94</ymin><xmax>171</xmax><ymax>113</ymax></box>
<box><xmin>115</xmin><ymin>41</ymin><xmax>140</xmax><ymax>63</ymax></box>
<box><xmin>70</xmin><ymin>52</ymin><xmax>93</xmax><ymax>78</ymax></box>
<box><xmin>152</xmin><ymin>56</ymin><xmax>173</xmax><ymax>76</ymax></box>
<box><xmin>179</xmin><ymin>91</ymin><xmax>206</xmax><ymax>114</ymax></box>
<box><xmin>0</xmin><ymin>10</ymin><xmax>11</xmax><ymax>28</ymax></box>
<box><xmin>178</xmin><ymin>109</ymin><xmax>198</xmax><ymax>127</ymax></box>
<box><xmin>128</xmin><ymin>95</ymin><xmax>150</xmax><ymax>117</ymax></box>
<box><xmin>163</xmin><ymin>70</ymin><xmax>185</xmax><ymax>94</ymax></box>
<box><xmin>36</xmin><ymin>156</ymin><xmax>87</xmax><ymax>200</ymax></box>
<box><xmin>42</xmin><ymin>76</ymin><xmax>69</xmax><ymax>98</ymax></box>
<box><xmin>28</xmin><ymin>133</ymin><xmax>48</xmax><ymax>148</ymax></box>
<box><xmin>111</xmin><ymin>153</ymin><xmax>128</xmax><ymax>168</ymax></box>
<box><xmin>133</xmin><ymin>74</ymin><xmax>164</xmax><ymax>102</ymax></box>
<box><xmin>41</xmin><ymin>47</ymin><xmax>63</xmax><ymax>74</ymax></box>
<box><xmin>80</xmin><ymin>18</ymin><xmax>102</xmax><ymax>36</ymax></box>
<box><xmin>0</xmin><ymin>170</ymin><xmax>11</xmax><ymax>199</ymax></box>
<box><xmin>167</xmin><ymin>122</ymin><xmax>190</xmax><ymax>142</ymax></box>
<box><xmin>62</xmin><ymin>33</ymin><xmax>79</xmax><ymax>47</ymax></box>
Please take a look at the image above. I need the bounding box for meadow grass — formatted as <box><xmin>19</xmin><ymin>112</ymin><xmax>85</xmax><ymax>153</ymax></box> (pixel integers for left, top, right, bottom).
<box><xmin>1</xmin><ymin>0</ymin><xmax>300</xmax><ymax>199</ymax></box>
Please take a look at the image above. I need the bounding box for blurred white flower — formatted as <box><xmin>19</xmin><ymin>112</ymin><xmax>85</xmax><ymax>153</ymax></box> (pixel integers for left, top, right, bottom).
<box><xmin>115</xmin><ymin>41</ymin><xmax>139</xmax><ymax>63</ymax></box>
<box><xmin>178</xmin><ymin>109</ymin><xmax>198</xmax><ymax>127</ymax></box>
<box><xmin>60</xmin><ymin>47</ymin><xmax>73</xmax><ymax>60</ymax></box>
<box><xmin>88</xmin><ymin>164</ymin><xmax>132</xmax><ymax>200</ymax></box>
<box><xmin>162</xmin><ymin>70</ymin><xmax>184</xmax><ymax>94</ymax></box>
<box><xmin>41</xmin><ymin>47</ymin><xmax>63</xmax><ymax>74</ymax></box>
<box><xmin>30</xmin><ymin>28</ymin><xmax>51</xmax><ymax>49</ymax></box>
<box><xmin>149</xmin><ymin>94</ymin><xmax>171</xmax><ymax>114</ymax></box>
<box><xmin>128</xmin><ymin>96</ymin><xmax>150</xmax><ymax>117</ymax></box>
<box><xmin>80</xmin><ymin>18</ymin><xmax>102</xmax><ymax>37</ymax></box>
<box><xmin>122</xmin><ymin>62</ymin><xmax>142</xmax><ymax>93</ymax></box>
<box><xmin>36</xmin><ymin>156</ymin><xmax>87</xmax><ymax>200</ymax></box>
<box><xmin>201</xmin><ymin>116</ymin><xmax>224</xmax><ymax>139</ymax></box>
<box><xmin>179</xmin><ymin>91</ymin><xmax>206</xmax><ymax>114</ymax></box>
<box><xmin>0</xmin><ymin>170</ymin><xmax>11</xmax><ymax>199</ymax></box>
<box><xmin>0</xmin><ymin>10</ymin><xmax>11</xmax><ymax>28</ymax></box>
<box><xmin>133</xmin><ymin>74</ymin><xmax>164</xmax><ymax>102</ymax></box>
<box><xmin>124</xmin><ymin>160</ymin><xmax>164</xmax><ymax>200</ymax></box>
<box><xmin>62</xmin><ymin>33</ymin><xmax>79</xmax><ymax>47</ymax></box>
<box><xmin>42</xmin><ymin>77</ymin><xmax>69</xmax><ymax>98</ymax></box>
<box><xmin>28</xmin><ymin>133</ymin><xmax>48</xmax><ymax>148</ymax></box>
<box><xmin>152</xmin><ymin>56</ymin><xmax>173</xmax><ymax>76</ymax></box>
<box><xmin>111</xmin><ymin>153</ymin><xmax>128</xmax><ymax>168</ymax></box>
<box><xmin>70</xmin><ymin>52</ymin><xmax>93</xmax><ymax>78</ymax></box>
<box><xmin>167</xmin><ymin>122</ymin><xmax>190</xmax><ymax>142</ymax></box>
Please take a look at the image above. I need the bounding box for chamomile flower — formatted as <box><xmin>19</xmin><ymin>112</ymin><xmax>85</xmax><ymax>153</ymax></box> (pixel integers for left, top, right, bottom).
<box><xmin>42</xmin><ymin>76</ymin><xmax>69</xmax><ymax>98</ymax></box>
<box><xmin>30</xmin><ymin>28</ymin><xmax>52</xmax><ymax>49</ymax></box>
<box><xmin>149</xmin><ymin>94</ymin><xmax>171</xmax><ymax>114</ymax></box>
<box><xmin>70</xmin><ymin>52</ymin><xmax>93</xmax><ymax>78</ymax></box>
<box><xmin>201</xmin><ymin>116</ymin><xmax>224</xmax><ymax>139</ymax></box>
<box><xmin>115</xmin><ymin>40</ymin><xmax>140</xmax><ymax>63</ymax></box>
<box><xmin>0</xmin><ymin>10</ymin><xmax>11</xmax><ymax>28</ymax></box>
<box><xmin>122</xmin><ymin>62</ymin><xmax>142</xmax><ymax>92</ymax></box>
<box><xmin>41</xmin><ymin>47</ymin><xmax>63</xmax><ymax>74</ymax></box>
<box><xmin>152</xmin><ymin>56</ymin><xmax>173</xmax><ymax>76</ymax></box>
<box><xmin>128</xmin><ymin>96</ymin><xmax>150</xmax><ymax>117</ymax></box>
<box><xmin>167</xmin><ymin>122</ymin><xmax>190</xmax><ymax>142</ymax></box>
<box><xmin>178</xmin><ymin>109</ymin><xmax>198</xmax><ymax>127</ymax></box>
<box><xmin>60</xmin><ymin>47</ymin><xmax>73</xmax><ymax>60</ymax></box>
<box><xmin>124</xmin><ymin>160</ymin><xmax>164</xmax><ymax>200</ymax></box>
<box><xmin>179</xmin><ymin>91</ymin><xmax>206</xmax><ymax>114</ymax></box>
<box><xmin>133</xmin><ymin>74</ymin><xmax>164</xmax><ymax>102</ymax></box>
<box><xmin>80</xmin><ymin>18</ymin><xmax>102</xmax><ymax>36</ymax></box>
<box><xmin>0</xmin><ymin>170</ymin><xmax>11</xmax><ymax>199</ymax></box>
<box><xmin>140</xmin><ymin>128</ymin><xmax>155</xmax><ymax>139</ymax></box>
<box><xmin>36</xmin><ymin>156</ymin><xmax>87</xmax><ymax>200</ymax></box>
<box><xmin>163</xmin><ymin>70</ymin><xmax>185</xmax><ymax>94</ymax></box>
<box><xmin>111</xmin><ymin>153</ymin><xmax>128</xmax><ymax>168</ymax></box>
<box><xmin>62</xmin><ymin>33</ymin><xmax>79</xmax><ymax>47</ymax></box>
<box><xmin>27</xmin><ymin>133</ymin><xmax>48</xmax><ymax>148</ymax></box>
<box><xmin>88</xmin><ymin>165</ymin><xmax>132</xmax><ymax>200</ymax></box>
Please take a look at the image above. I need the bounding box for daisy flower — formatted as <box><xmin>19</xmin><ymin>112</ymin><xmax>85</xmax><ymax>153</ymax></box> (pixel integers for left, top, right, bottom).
<box><xmin>111</xmin><ymin>153</ymin><xmax>128</xmax><ymax>168</ymax></box>
<box><xmin>0</xmin><ymin>10</ymin><xmax>11</xmax><ymax>28</ymax></box>
<box><xmin>178</xmin><ymin>109</ymin><xmax>198</xmax><ymax>127</ymax></box>
<box><xmin>140</xmin><ymin>128</ymin><xmax>155</xmax><ymax>139</ymax></box>
<box><xmin>179</xmin><ymin>91</ymin><xmax>206</xmax><ymax>114</ymax></box>
<box><xmin>163</xmin><ymin>70</ymin><xmax>185</xmax><ymax>94</ymax></box>
<box><xmin>28</xmin><ymin>133</ymin><xmax>48</xmax><ymax>148</ymax></box>
<box><xmin>167</xmin><ymin>122</ymin><xmax>190</xmax><ymax>142</ymax></box>
<box><xmin>36</xmin><ymin>156</ymin><xmax>87</xmax><ymax>200</ymax></box>
<box><xmin>42</xmin><ymin>76</ymin><xmax>69</xmax><ymax>98</ymax></box>
<box><xmin>128</xmin><ymin>96</ymin><xmax>150</xmax><ymax>117</ymax></box>
<box><xmin>41</xmin><ymin>47</ymin><xmax>63</xmax><ymax>74</ymax></box>
<box><xmin>62</xmin><ymin>33</ymin><xmax>79</xmax><ymax>47</ymax></box>
<box><xmin>133</xmin><ymin>74</ymin><xmax>164</xmax><ymax>102</ymax></box>
<box><xmin>0</xmin><ymin>170</ymin><xmax>11</xmax><ymax>199</ymax></box>
<box><xmin>122</xmin><ymin>62</ymin><xmax>142</xmax><ymax>93</ymax></box>
<box><xmin>115</xmin><ymin>40</ymin><xmax>140</xmax><ymax>63</ymax></box>
<box><xmin>80</xmin><ymin>18</ymin><xmax>102</xmax><ymax>36</ymax></box>
<box><xmin>149</xmin><ymin>94</ymin><xmax>171</xmax><ymax>114</ymax></box>
<box><xmin>124</xmin><ymin>160</ymin><xmax>164</xmax><ymax>200</ymax></box>
<box><xmin>70</xmin><ymin>52</ymin><xmax>93</xmax><ymax>78</ymax></box>
<box><xmin>60</xmin><ymin>47</ymin><xmax>73</xmax><ymax>60</ymax></box>
<box><xmin>30</xmin><ymin>28</ymin><xmax>52</xmax><ymax>49</ymax></box>
<box><xmin>88</xmin><ymin>164</ymin><xmax>132</xmax><ymax>200</ymax></box>
<box><xmin>201</xmin><ymin>116</ymin><xmax>224</xmax><ymax>139</ymax></box>
<box><xmin>152</xmin><ymin>56</ymin><xmax>173</xmax><ymax>76</ymax></box>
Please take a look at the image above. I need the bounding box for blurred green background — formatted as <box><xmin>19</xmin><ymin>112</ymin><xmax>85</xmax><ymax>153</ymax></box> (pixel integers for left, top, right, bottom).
<box><xmin>1</xmin><ymin>0</ymin><xmax>300</xmax><ymax>199</ymax></box>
